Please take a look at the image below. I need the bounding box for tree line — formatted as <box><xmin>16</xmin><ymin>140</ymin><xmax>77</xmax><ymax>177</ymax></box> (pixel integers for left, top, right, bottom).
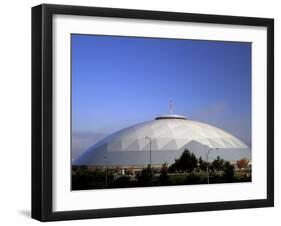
<box><xmin>72</xmin><ymin>149</ymin><xmax>251</xmax><ymax>190</ymax></box>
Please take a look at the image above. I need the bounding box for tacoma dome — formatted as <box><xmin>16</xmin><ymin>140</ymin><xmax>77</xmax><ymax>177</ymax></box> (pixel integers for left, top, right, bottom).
<box><xmin>74</xmin><ymin>114</ymin><xmax>250</xmax><ymax>168</ymax></box>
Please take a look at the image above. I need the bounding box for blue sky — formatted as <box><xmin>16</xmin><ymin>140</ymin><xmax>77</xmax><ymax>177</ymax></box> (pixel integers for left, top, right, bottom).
<box><xmin>71</xmin><ymin>34</ymin><xmax>251</xmax><ymax>157</ymax></box>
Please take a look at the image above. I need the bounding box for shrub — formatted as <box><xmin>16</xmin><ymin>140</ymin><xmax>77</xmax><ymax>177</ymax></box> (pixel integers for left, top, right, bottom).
<box><xmin>184</xmin><ymin>173</ymin><xmax>202</xmax><ymax>185</ymax></box>
<box><xmin>110</xmin><ymin>176</ymin><xmax>132</xmax><ymax>188</ymax></box>
<box><xmin>72</xmin><ymin>167</ymin><xmax>113</xmax><ymax>190</ymax></box>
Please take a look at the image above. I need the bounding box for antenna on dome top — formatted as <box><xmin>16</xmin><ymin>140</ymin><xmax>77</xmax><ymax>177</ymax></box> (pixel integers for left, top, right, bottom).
<box><xmin>169</xmin><ymin>99</ymin><xmax>174</xmax><ymax>115</ymax></box>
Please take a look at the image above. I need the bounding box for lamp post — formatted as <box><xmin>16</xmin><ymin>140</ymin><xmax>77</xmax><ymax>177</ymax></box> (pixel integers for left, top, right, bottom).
<box><xmin>205</xmin><ymin>145</ymin><xmax>218</xmax><ymax>184</ymax></box>
<box><xmin>145</xmin><ymin>136</ymin><xmax>152</xmax><ymax>167</ymax></box>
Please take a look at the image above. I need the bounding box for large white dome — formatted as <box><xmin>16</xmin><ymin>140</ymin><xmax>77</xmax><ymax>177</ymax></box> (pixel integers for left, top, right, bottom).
<box><xmin>74</xmin><ymin>115</ymin><xmax>250</xmax><ymax>166</ymax></box>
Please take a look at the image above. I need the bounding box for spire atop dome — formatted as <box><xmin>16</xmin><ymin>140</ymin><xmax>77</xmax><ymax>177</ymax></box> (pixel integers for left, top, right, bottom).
<box><xmin>155</xmin><ymin>100</ymin><xmax>187</xmax><ymax>120</ymax></box>
<box><xmin>169</xmin><ymin>99</ymin><xmax>174</xmax><ymax>115</ymax></box>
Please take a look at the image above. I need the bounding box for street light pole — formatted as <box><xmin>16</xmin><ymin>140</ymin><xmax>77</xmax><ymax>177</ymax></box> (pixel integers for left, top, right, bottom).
<box><xmin>145</xmin><ymin>136</ymin><xmax>152</xmax><ymax>167</ymax></box>
<box><xmin>205</xmin><ymin>146</ymin><xmax>218</xmax><ymax>184</ymax></box>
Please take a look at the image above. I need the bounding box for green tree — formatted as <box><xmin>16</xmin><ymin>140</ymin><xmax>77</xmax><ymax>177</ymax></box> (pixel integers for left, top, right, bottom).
<box><xmin>159</xmin><ymin>163</ymin><xmax>169</xmax><ymax>185</ymax></box>
<box><xmin>168</xmin><ymin>150</ymin><xmax>198</xmax><ymax>173</ymax></box>
<box><xmin>211</xmin><ymin>156</ymin><xmax>225</xmax><ymax>172</ymax></box>
<box><xmin>198</xmin><ymin>157</ymin><xmax>207</xmax><ymax>171</ymax></box>
<box><xmin>185</xmin><ymin>173</ymin><xmax>202</xmax><ymax>184</ymax></box>
<box><xmin>136</xmin><ymin>165</ymin><xmax>154</xmax><ymax>186</ymax></box>
<box><xmin>168</xmin><ymin>159</ymin><xmax>179</xmax><ymax>173</ymax></box>
<box><xmin>178</xmin><ymin>149</ymin><xmax>198</xmax><ymax>173</ymax></box>
<box><xmin>223</xmin><ymin>161</ymin><xmax>235</xmax><ymax>182</ymax></box>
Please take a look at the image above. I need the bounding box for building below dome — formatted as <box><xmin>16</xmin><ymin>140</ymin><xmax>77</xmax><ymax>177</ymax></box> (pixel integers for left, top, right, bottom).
<box><xmin>73</xmin><ymin>114</ymin><xmax>251</xmax><ymax>168</ymax></box>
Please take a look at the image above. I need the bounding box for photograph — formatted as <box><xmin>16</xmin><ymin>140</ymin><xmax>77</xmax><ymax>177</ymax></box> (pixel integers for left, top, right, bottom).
<box><xmin>31</xmin><ymin>3</ymin><xmax>274</xmax><ymax>221</ymax></box>
<box><xmin>71</xmin><ymin>34</ymin><xmax>252</xmax><ymax>190</ymax></box>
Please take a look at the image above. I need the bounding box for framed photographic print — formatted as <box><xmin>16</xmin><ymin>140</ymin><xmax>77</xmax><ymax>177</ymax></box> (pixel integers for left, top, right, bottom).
<box><xmin>32</xmin><ymin>4</ymin><xmax>274</xmax><ymax>221</ymax></box>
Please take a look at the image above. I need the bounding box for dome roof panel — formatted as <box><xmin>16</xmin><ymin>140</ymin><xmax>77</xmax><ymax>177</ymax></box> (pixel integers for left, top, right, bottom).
<box><xmin>161</xmin><ymin>139</ymin><xmax>179</xmax><ymax>150</ymax></box>
<box><xmin>125</xmin><ymin>139</ymin><xmax>141</xmax><ymax>151</ymax></box>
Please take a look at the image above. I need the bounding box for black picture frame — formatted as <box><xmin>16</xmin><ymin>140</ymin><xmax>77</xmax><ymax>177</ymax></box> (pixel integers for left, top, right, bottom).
<box><xmin>32</xmin><ymin>4</ymin><xmax>274</xmax><ymax>222</ymax></box>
